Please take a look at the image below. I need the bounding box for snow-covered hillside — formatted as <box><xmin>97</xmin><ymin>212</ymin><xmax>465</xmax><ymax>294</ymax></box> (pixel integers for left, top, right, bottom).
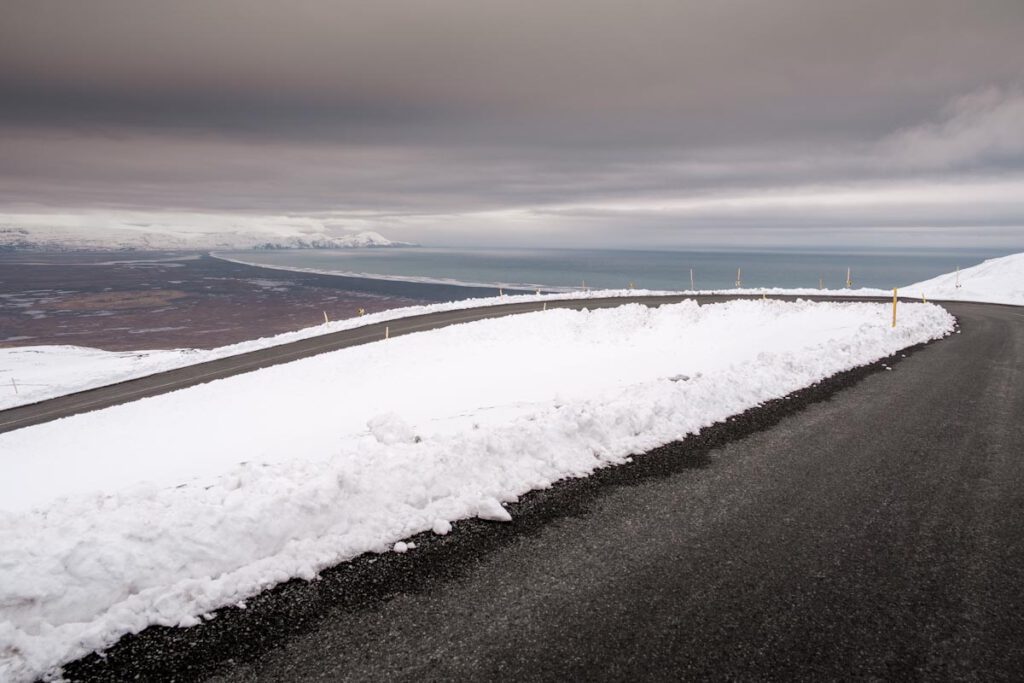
<box><xmin>0</xmin><ymin>299</ymin><xmax>954</xmax><ymax>681</ymax></box>
<box><xmin>899</xmin><ymin>252</ymin><xmax>1024</xmax><ymax>306</ymax></box>
<box><xmin>0</xmin><ymin>225</ymin><xmax>413</xmax><ymax>251</ymax></box>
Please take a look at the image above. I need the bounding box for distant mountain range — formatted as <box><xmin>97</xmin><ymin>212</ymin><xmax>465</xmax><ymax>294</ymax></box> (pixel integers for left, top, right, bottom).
<box><xmin>0</xmin><ymin>226</ymin><xmax>416</xmax><ymax>251</ymax></box>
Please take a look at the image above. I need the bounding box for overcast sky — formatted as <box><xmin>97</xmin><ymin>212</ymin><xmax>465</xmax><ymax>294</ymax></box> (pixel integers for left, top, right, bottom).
<box><xmin>1</xmin><ymin>0</ymin><xmax>1023</xmax><ymax>249</ymax></box>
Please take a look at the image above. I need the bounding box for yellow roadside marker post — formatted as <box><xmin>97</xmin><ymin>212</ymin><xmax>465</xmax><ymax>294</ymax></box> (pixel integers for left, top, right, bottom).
<box><xmin>892</xmin><ymin>288</ymin><xmax>898</xmax><ymax>328</ymax></box>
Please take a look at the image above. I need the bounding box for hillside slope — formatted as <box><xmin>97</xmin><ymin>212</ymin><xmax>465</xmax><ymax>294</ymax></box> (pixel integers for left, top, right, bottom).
<box><xmin>901</xmin><ymin>252</ymin><xmax>1024</xmax><ymax>306</ymax></box>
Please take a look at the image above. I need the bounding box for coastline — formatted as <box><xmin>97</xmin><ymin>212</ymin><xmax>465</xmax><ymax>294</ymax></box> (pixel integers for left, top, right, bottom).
<box><xmin>212</xmin><ymin>251</ymin><xmax>901</xmax><ymax>300</ymax></box>
<box><xmin>213</xmin><ymin>250</ymin><xmax>1024</xmax><ymax>307</ymax></box>
<box><xmin>210</xmin><ymin>251</ymin><xmax>570</xmax><ymax>294</ymax></box>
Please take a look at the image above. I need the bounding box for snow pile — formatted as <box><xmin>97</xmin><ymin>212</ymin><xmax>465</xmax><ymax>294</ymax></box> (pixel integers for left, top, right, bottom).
<box><xmin>0</xmin><ymin>299</ymin><xmax>954</xmax><ymax>681</ymax></box>
<box><xmin>0</xmin><ymin>287</ymin><xmax>683</xmax><ymax>410</ymax></box>
<box><xmin>899</xmin><ymin>252</ymin><xmax>1024</xmax><ymax>306</ymax></box>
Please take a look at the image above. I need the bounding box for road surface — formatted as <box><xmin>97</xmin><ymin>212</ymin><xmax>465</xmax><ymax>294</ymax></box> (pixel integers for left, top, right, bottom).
<box><xmin>1</xmin><ymin>293</ymin><xmax>875</xmax><ymax>434</ymax></box>
<box><xmin>58</xmin><ymin>299</ymin><xmax>1024</xmax><ymax>680</ymax></box>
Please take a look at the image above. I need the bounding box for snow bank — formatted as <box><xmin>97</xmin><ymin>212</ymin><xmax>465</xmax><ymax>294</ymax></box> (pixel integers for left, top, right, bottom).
<box><xmin>0</xmin><ymin>299</ymin><xmax>954</xmax><ymax>681</ymax></box>
<box><xmin>899</xmin><ymin>252</ymin><xmax>1024</xmax><ymax>306</ymax></box>
<box><xmin>0</xmin><ymin>288</ymin><xmax>679</xmax><ymax>411</ymax></box>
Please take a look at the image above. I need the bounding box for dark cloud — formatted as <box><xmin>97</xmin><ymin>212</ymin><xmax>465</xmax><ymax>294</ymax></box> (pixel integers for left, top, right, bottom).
<box><xmin>0</xmin><ymin>0</ymin><xmax>1023</xmax><ymax>246</ymax></box>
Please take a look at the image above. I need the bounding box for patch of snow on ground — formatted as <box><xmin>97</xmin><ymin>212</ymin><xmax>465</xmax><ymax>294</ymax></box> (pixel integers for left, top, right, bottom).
<box><xmin>899</xmin><ymin>252</ymin><xmax>1024</xmax><ymax>306</ymax></box>
<box><xmin>0</xmin><ymin>289</ymin><xmax>675</xmax><ymax>410</ymax></box>
<box><xmin>0</xmin><ymin>346</ymin><xmax>202</xmax><ymax>409</ymax></box>
<box><xmin>0</xmin><ymin>299</ymin><xmax>954</xmax><ymax>681</ymax></box>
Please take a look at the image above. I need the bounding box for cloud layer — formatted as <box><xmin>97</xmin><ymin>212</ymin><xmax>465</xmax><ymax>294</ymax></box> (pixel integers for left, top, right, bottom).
<box><xmin>1</xmin><ymin>0</ymin><xmax>1022</xmax><ymax>247</ymax></box>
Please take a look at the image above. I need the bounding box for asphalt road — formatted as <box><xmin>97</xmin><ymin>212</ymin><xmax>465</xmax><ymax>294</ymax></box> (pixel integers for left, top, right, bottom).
<box><xmin>0</xmin><ymin>294</ymin><xmax>688</xmax><ymax>433</ymax></box>
<box><xmin>0</xmin><ymin>293</ymin><xmax>873</xmax><ymax>434</ymax></box>
<box><xmin>59</xmin><ymin>299</ymin><xmax>1024</xmax><ymax>681</ymax></box>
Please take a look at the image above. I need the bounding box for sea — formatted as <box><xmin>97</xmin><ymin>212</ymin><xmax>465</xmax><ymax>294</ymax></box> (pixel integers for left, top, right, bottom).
<box><xmin>218</xmin><ymin>246</ymin><xmax>1010</xmax><ymax>293</ymax></box>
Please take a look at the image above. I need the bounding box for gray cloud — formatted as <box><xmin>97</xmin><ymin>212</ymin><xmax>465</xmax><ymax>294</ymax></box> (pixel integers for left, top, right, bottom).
<box><xmin>1</xmin><ymin>0</ymin><xmax>1023</xmax><ymax>247</ymax></box>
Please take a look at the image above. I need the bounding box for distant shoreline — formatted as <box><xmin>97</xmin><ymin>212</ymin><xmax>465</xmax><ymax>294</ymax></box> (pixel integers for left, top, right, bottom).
<box><xmin>210</xmin><ymin>251</ymin><xmax>562</xmax><ymax>295</ymax></box>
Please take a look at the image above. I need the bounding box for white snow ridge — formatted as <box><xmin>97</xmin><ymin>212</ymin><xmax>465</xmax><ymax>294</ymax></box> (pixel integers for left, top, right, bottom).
<box><xmin>900</xmin><ymin>252</ymin><xmax>1024</xmax><ymax>306</ymax></box>
<box><xmin>0</xmin><ymin>299</ymin><xmax>955</xmax><ymax>681</ymax></box>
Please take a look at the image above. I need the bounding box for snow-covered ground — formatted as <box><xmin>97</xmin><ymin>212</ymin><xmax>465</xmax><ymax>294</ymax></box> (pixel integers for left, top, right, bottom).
<box><xmin>0</xmin><ymin>346</ymin><xmax>202</xmax><ymax>410</ymax></box>
<box><xmin>0</xmin><ymin>299</ymin><xmax>954</xmax><ymax>681</ymax></box>
<box><xmin>0</xmin><ymin>288</ymin><xmax>674</xmax><ymax>410</ymax></box>
<box><xmin>898</xmin><ymin>252</ymin><xmax>1024</xmax><ymax>306</ymax></box>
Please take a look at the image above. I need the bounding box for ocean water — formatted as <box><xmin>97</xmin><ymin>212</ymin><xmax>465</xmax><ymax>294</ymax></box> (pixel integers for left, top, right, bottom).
<box><xmin>219</xmin><ymin>247</ymin><xmax>1009</xmax><ymax>293</ymax></box>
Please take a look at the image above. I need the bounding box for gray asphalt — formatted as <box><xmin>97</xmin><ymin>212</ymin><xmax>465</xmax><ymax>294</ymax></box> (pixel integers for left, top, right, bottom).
<box><xmin>0</xmin><ymin>295</ymin><xmax>694</xmax><ymax>433</ymax></box>
<box><xmin>56</xmin><ymin>299</ymin><xmax>1024</xmax><ymax>681</ymax></box>
<box><xmin>0</xmin><ymin>293</ymin><xmax>877</xmax><ymax>434</ymax></box>
<box><xmin>207</xmin><ymin>301</ymin><xmax>1023</xmax><ymax>681</ymax></box>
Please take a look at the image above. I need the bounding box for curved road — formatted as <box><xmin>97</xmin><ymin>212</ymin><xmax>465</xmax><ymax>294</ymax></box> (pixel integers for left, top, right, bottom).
<box><xmin>0</xmin><ymin>295</ymin><xmax>691</xmax><ymax>433</ymax></box>
<box><xmin>24</xmin><ymin>298</ymin><xmax>1024</xmax><ymax>680</ymax></box>
<box><xmin>1</xmin><ymin>293</ymin><xmax>875</xmax><ymax>434</ymax></box>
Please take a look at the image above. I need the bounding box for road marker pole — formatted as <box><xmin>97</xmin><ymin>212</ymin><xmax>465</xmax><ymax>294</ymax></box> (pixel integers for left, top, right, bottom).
<box><xmin>385</xmin><ymin>325</ymin><xmax>390</xmax><ymax>339</ymax></box>
<box><xmin>543</xmin><ymin>301</ymin><xmax>547</xmax><ymax>311</ymax></box>
<box><xmin>735</xmin><ymin>267</ymin><xmax>742</xmax><ymax>288</ymax></box>
<box><xmin>499</xmin><ymin>288</ymin><xmax>503</xmax><ymax>297</ymax></box>
<box><xmin>846</xmin><ymin>267</ymin><xmax>852</xmax><ymax>289</ymax></box>
<box><xmin>892</xmin><ymin>288</ymin><xmax>898</xmax><ymax>328</ymax></box>
<box><xmin>323</xmin><ymin>311</ymin><xmax>329</xmax><ymax>324</ymax></box>
<box><xmin>690</xmin><ymin>268</ymin><xmax>694</xmax><ymax>291</ymax></box>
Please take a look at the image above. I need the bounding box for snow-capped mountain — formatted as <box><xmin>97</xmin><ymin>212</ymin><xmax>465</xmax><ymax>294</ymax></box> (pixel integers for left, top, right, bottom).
<box><xmin>0</xmin><ymin>225</ymin><xmax>415</xmax><ymax>251</ymax></box>
<box><xmin>250</xmin><ymin>230</ymin><xmax>414</xmax><ymax>250</ymax></box>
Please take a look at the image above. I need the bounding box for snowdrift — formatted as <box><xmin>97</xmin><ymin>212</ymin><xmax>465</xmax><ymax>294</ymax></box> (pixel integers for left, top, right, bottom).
<box><xmin>900</xmin><ymin>252</ymin><xmax>1024</xmax><ymax>306</ymax></box>
<box><xmin>0</xmin><ymin>288</ymin><xmax>675</xmax><ymax>411</ymax></box>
